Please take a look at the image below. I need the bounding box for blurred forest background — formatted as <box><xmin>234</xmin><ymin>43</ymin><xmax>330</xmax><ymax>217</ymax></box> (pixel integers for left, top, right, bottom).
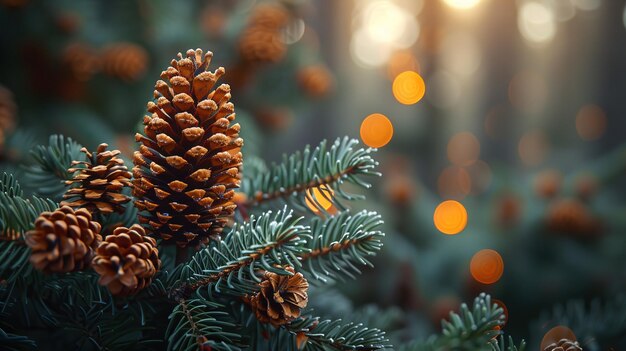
<box><xmin>1</xmin><ymin>0</ymin><xmax>625</xmax><ymax>349</ymax></box>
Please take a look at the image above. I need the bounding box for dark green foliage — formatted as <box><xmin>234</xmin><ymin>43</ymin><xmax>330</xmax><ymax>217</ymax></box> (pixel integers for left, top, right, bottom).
<box><xmin>287</xmin><ymin>316</ymin><xmax>391</xmax><ymax>351</ymax></box>
<box><xmin>0</xmin><ymin>173</ymin><xmax>56</xmax><ymax>239</ymax></box>
<box><xmin>490</xmin><ymin>335</ymin><xmax>526</xmax><ymax>351</ymax></box>
<box><xmin>398</xmin><ymin>293</ymin><xmax>507</xmax><ymax>351</ymax></box>
<box><xmin>166</xmin><ymin>297</ymin><xmax>242</xmax><ymax>351</ymax></box>
<box><xmin>531</xmin><ymin>295</ymin><xmax>626</xmax><ymax>351</ymax></box>
<box><xmin>242</xmin><ymin>137</ymin><xmax>380</xmax><ymax>214</ymax></box>
<box><xmin>171</xmin><ymin>207</ymin><xmax>311</xmax><ymax>298</ymax></box>
<box><xmin>0</xmin><ymin>327</ymin><xmax>37</xmax><ymax>351</ymax></box>
<box><xmin>23</xmin><ymin>134</ymin><xmax>84</xmax><ymax>201</ymax></box>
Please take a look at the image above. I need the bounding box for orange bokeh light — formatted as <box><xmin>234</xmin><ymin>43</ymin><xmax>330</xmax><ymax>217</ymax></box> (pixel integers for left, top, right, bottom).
<box><xmin>360</xmin><ymin>113</ymin><xmax>393</xmax><ymax>148</ymax></box>
<box><xmin>305</xmin><ymin>185</ymin><xmax>334</xmax><ymax>213</ymax></box>
<box><xmin>447</xmin><ymin>132</ymin><xmax>480</xmax><ymax>167</ymax></box>
<box><xmin>470</xmin><ymin>249</ymin><xmax>504</xmax><ymax>284</ymax></box>
<box><xmin>576</xmin><ymin>104</ymin><xmax>607</xmax><ymax>141</ymax></box>
<box><xmin>433</xmin><ymin>200</ymin><xmax>468</xmax><ymax>235</ymax></box>
<box><xmin>392</xmin><ymin>71</ymin><xmax>426</xmax><ymax>105</ymax></box>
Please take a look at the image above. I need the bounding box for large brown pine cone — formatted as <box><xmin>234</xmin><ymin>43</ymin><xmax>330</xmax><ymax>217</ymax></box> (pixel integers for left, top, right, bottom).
<box><xmin>543</xmin><ymin>339</ymin><xmax>582</xmax><ymax>351</ymax></box>
<box><xmin>244</xmin><ymin>266</ymin><xmax>309</xmax><ymax>327</ymax></box>
<box><xmin>92</xmin><ymin>224</ymin><xmax>160</xmax><ymax>296</ymax></box>
<box><xmin>0</xmin><ymin>85</ymin><xmax>16</xmax><ymax>151</ymax></box>
<box><xmin>62</xmin><ymin>143</ymin><xmax>132</xmax><ymax>215</ymax></box>
<box><xmin>133</xmin><ymin>48</ymin><xmax>243</xmax><ymax>247</ymax></box>
<box><xmin>101</xmin><ymin>42</ymin><xmax>149</xmax><ymax>82</ymax></box>
<box><xmin>26</xmin><ymin>206</ymin><xmax>102</xmax><ymax>273</ymax></box>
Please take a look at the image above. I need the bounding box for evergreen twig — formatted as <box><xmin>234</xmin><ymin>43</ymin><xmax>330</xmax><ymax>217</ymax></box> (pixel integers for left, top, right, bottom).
<box><xmin>242</xmin><ymin>137</ymin><xmax>379</xmax><ymax>214</ymax></box>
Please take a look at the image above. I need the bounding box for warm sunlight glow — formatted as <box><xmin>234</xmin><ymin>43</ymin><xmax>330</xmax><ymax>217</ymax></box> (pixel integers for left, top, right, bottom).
<box><xmin>443</xmin><ymin>0</ymin><xmax>481</xmax><ymax>10</ymax></box>
<box><xmin>470</xmin><ymin>249</ymin><xmax>504</xmax><ymax>284</ymax></box>
<box><xmin>518</xmin><ymin>2</ymin><xmax>556</xmax><ymax>44</ymax></box>
<box><xmin>433</xmin><ymin>200</ymin><xmax>468</xmax><ymax>235</ymax></box>
<box><xmin>360</xmin><ymin>113</ymin><xmax>393</xmax><ymax>148</ymax></box>
<box><xmin>393</xmin><ymin>71</ymin><xmax>426</xmax><ymax>105</ymax></box>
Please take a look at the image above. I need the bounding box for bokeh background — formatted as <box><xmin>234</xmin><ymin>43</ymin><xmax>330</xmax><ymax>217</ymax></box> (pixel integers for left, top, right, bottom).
<box><xmin>1</xmin><ymin>0</ymin><xmax>625</xmax><ymax>349</ymax></box>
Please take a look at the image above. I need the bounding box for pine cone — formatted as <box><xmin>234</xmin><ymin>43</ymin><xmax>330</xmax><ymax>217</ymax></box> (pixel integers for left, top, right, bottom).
<box><xmin>297</xmin><ymin>65</ymin><xmax>334</xmax><ymax>98</ymax></box>
<box><xmin>0</xmin><ymin>85</ymin><xmax>16</xmax><ymax>151</ymax></box>
<box><xmin>238</xmin><ymin>4</ymin><xmax>289</xmax><ymax>64</ymax></box>
<box><xmin>25</xmin><ymin>206</ymin><xmax>102</xmax><ymax>273</ymax></box>
<box><xmin>133</xmin><ymin>48</ymin><xmax>243</xmax><ymax>247</ymax></box>
<box><xmin>248</xmin><ymin>4</ymin><xmax>290</xmax><ymax>29</ymax></box>
<box><xmin>543</xmin><ymin>339</ymin><xmax>582</xmax><ymax>351</ymax></box>
<box><xmin>239</xmin><ymin>29</ymin><xmax>286</xmax><ymax>64</ymax></box>
<box><xmin>62</xmin><ymin>143</ymin><xmax>132</xmax><ymax>215</ymax></box>
<box><xmin>101</xmin><ymin>42</ymin><xmax>148</xmax><ymax>82</ymax></box>
<box><xmin>546</xmin><ymin>198</ymin><xmax>601</xmax><ymax>239</ymax></box>
<box><xmin>61</xmin><ymin>42</ymin><xmax>100</xmax><ymax>82</ymax></box>
<box><xmin>92</xmin><ymin>224</ymin><xmax>160</xmax><ymax>296</ymax></box>
<box><xmin>244</xmin><ymin>266</ymin><xmax>308</xmax><ymax>327</ymax></box>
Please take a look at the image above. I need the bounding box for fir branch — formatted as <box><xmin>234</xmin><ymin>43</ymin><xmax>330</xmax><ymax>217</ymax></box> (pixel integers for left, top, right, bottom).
<box><xmin>300</xmin><ymin>210</ymin><xmax>384</xmax><ymax>283</ymax></box>
<box><xmin>170</xmin><ymin>207</ymin><xmax>311</xmax><ymax>300</ymax></box>
<box><xmin>287</xmin><ymin>316</ymin><xmax>391</xmax><ymax>351</ymax></box>
<box><xmin>166</xmin><ymin>297</ymin><xmax>242</xmax><ymax>351</ymax></box>
<box><xmin>0</xmin><ymin>326</ymin><xmax>37</xmax><ymax>351</ymax></box>
<box><xmin>0</xmin><ymin>173</ymin><xmax>57</xmax><ymax>241</ymax></box>
<box><xmin>490</xmin><ymin>335</ymin><xmax>526</xmax><ymax>351</ymax></box>
<box><xmin>531</xmin><ymin>294</ymin><xmax>626</xmax><ymax>351</ymax></box>
<box><xmin>398</xmin><ymin>293</ymin><xmax>505</xmax><ymax>351</ymax></box>
<box><xmin>242</xmin><ymin>137</ymin><xmax>380</xmax><ymax>214</ymax></box>
<box><xmin>23</xmin><ymin>134</ymin><xmax>84</xmax><ymax>201</ymax></box>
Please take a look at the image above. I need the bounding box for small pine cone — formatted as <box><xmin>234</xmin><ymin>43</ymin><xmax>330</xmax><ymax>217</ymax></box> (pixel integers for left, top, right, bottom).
<box><xmin>26</xmin><ymin>206</ymin><xmax>102</xmax><ymax>273</ymax></box>
<box><xmin>92</xmin><ymin>224</ymin><xmax>160</xmax><ymax>296</ymax></box>
<box><xmin>239</xmin><ymin>28</ymin><xmax>286</xmax><ymax>64</ymax></box>
<box><xmin>244</xmin><ymin>266</ymin><xmax>308</xmax><ymax>327</ymax></box>
<box><xmin>248</xmin><ymin>4</ymin><xmax>290</xmax><ymax>30</ymax></box>
<box><xmin>133</xmin><ymin>49</ymin><xmax>243</xmax><ymax>247</ymax></box>
<box><xmin>297</xmin><ymin>65</ymin><xmax>334</xmax><ymax>98</ymax></box>
<box><xmin>0</xmin><ymin>85</ymin><xmax>17</xmax><ymax>151</ymax></box>
<box><xmin>543</xmin><ymin>339</ymin><xmax>582</xmax><ymax>351</ymax></box>
<box><xmin>61</xmin><ymin>42</ymin><xmax>100</xmax><ymax>82</ymax></box>
<box><xmin>62</xmin><ymin>143</ymin><xmax>132</xmax><ymax>215</ymax></box>
<box><xmin>101</xmin><ymin>42</ymin><xmax>148</xmax><ymax>82</ymax></box>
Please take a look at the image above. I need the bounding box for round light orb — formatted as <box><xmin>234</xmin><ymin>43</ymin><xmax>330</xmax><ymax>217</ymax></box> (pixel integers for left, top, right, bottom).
<box><xmin>360</xmin><ymin>113</ymin><xmax>394</xmax><ymax>148</ymax></box>
<box><xmin>392</xmin><ymin>71</ymin><xmax>426</xmax><ymax>105</ymax></box>
<box><xmin>433</xmin><ymin>200</ymin><xmax>468</xmax><ymax>235</ymax></box>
